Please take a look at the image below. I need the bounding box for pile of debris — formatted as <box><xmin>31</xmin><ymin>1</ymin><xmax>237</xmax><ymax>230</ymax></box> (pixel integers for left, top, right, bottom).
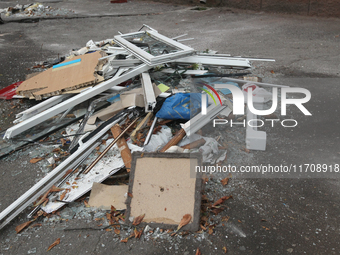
<box><xmin>0</xmin><ymin>24</ymin><xmax>284</xmax><ymax>246</ymax></box>
<box><xmin>0</xmin><ymin>2</ymin><xmax>74</xmax><ymax>19</ymax></box>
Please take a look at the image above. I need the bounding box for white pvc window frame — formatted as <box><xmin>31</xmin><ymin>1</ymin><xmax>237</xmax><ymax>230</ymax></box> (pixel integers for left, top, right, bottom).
<box><xmin>113</xmin><ymin>30</ymin><xmax>194</xmax><ymax>66</ymax></box>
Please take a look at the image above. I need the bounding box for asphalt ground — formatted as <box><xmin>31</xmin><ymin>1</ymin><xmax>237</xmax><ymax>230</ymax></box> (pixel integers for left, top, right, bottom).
<box><xmin>0</xmin><ymin>1</ymin><xmax>339</xmax><ymax>254</ymax></box>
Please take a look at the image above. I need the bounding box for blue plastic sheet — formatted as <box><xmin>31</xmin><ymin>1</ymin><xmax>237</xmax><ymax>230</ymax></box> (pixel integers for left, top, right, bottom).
<box><xmin>156</xmin><ymin>93</ymin><xmax>205</xmax><ymax>120</ymax></box>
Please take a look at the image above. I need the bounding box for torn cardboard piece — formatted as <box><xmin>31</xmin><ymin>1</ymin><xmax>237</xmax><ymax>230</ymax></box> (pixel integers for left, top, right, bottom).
<box><xmin>87</xmin><ymin>83</ymin><xmax>161</xmax><ymax>124</ymax></box>
<box><xmin>125</xmin><ymin>152</ymin><xmax>202</xmax><ymax>231</ymax></box>
<box><xmin>16</xmin><ymin>51</ymin><xmax>106</xmax><ymax>100</ymax></box>
<box><xmin>88</xmin><ymin>183</ymin><xmax>128</xmax><ymax>210</ymax></box>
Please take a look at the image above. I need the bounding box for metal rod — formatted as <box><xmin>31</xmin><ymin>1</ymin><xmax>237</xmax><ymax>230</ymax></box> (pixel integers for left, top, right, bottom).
<box><xmin>144</xmin><ymin>117</ymin><xmax>157</xmax><ymax>146</ymax></box>
<box><xmin>27</xmin><ymin>206</ymin><xmax>41</xmax><ymax>219</ymax></box>
<box><xmin>76</xmin><ymin>164</ymin><xmax>89</xmax><ymax>177</ymax></box>
<box><xmin>83</xmin><ymin>117</ymin><xmax>139</xmax><ymax>174</ymax></box>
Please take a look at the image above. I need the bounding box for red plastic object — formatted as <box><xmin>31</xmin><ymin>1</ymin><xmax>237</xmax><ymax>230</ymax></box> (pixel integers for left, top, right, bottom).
<box><xmin>110</xmin><ymin>0</ymin><xmax>127</xmax><ymax>3</ymax></box>
<box><xmin>243</xmin><ymin>84</ymin><xmax>257</xmax><ymax>92</ymax></box>
<box><xmin>0</xmin><ymin>81</ymin><xmax>23</xmax><ymax>99</ymax></box>
<box><xmin>117</xmin><ymin>79</ymin><xmax>133</xmax><ymax>87</ymax></box>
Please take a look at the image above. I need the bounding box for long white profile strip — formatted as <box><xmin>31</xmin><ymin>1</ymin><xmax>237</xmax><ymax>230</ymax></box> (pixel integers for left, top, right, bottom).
<box><xmin>197</xmin><ymin>54</ymin><xmax>275</xmax><ymax>62</ymax></box>
<box><xmin>106</xmin><ymin>68</ymin><xmax>130</xmax><ymax>92</ymax></box>
<box><xmin>109</xmin><ymin>59</ymin><xmax>142</xmax><ymax>66</ymax></box>
<box><xmin>0</xmin><ymin>114</ymin><xmax>125</xmax><ymax>229</ymax></box>
<box><xmin>14</xmin><ymin>94</ymin><xmax>72</xmax><ymax>124</ymax></box>
<box><xmin>106</xmin><ymin>46</ymin><xmax>125</xmax><ymax>50</ymax></box>
<box><xmin>172</xmin><ymin>33</ymin><xmax>188</xmax><ymax>40</ymax></box>
<box><xmin>198</xmin><ymin>53</ymin><xmax>231</xmax><ymax>57</ymax></box>
<box><xmin>4</xmin><ymin>64</ymin><xmax>151</xmax><ymax>139</ymax></box>
<box><xmin>112</xmin><ymin>67</ymin><xmax>128</xmax><ymax>78</ymax></box>
<box><xmin>161</xmin><ymin>69</ymin><xmax>208</xmax><ymax>75</ymax></box>
<box><xmin>100</xmin><ymin>50</ymin><xmax>128</xmax><ymax>59</ymax></box>
<box><xmin>103</xmin><ymin>86</ymin><xmax>125</xmax><ymax>94</ymax></box>
<box><xmin>175</xmin><ymin>55</ymin><xmax>251</xmax><ymax>68</ymax></box>
<box><xmin>177</xmin><ymin>38</ymin><xmax>194</xmax><ymax>42</ymax></box>
<box><xmin>183</xmin><ymin>104</ymin><xmax>227</xmax><ymax>136</ymax></box>
<box><xmin>141</xmin><ymin>72</ymin><xmax>156</xmax><ymax>112</ymax></box>
<box><xmin>234</xmin><ymin>57</ymin><xmax>275</xmax><ymax>62</ymax></box>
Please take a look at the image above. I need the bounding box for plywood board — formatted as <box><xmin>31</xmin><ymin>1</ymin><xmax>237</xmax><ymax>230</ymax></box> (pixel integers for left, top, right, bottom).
<box><xmin>17</xmin><ymin>52</ymin><xmax>105</xmax><ymax>100</ymax></box>
<box><xmin>126</xmin><ymin>152</ymin><xmax>202</xmax><ymax>231</ymax></box>
<box><xmin>88</xmin><ymin>183</ymin><xmax>128</xmax><ymax>210</ymax></box>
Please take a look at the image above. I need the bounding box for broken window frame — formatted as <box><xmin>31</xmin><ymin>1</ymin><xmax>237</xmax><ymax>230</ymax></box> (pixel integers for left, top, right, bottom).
<box><xmin>113</xmin><ymin>30</ymin><xmax>195</xmax><ymax>66</ymax></box>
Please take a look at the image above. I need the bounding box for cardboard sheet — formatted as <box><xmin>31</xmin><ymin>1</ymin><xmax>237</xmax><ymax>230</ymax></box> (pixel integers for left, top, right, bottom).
<box><xmin>87</xmin><ymin>84</ymin><xmax>161</xmax><ymax>124</ymax></box>
<box><xmin>17</xmin><ymin>52</ymin><xmax>105</xmax><ymax>100</ymax></box>
<box><xmin>126</xmin><ymin>152</ymin><xmax>202</xmax><ymax>231</ymax></box>
<box><xmin>88</xmin><ymin>183</ymin><xmax>128</xmax><ymax>210</ymax></box>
